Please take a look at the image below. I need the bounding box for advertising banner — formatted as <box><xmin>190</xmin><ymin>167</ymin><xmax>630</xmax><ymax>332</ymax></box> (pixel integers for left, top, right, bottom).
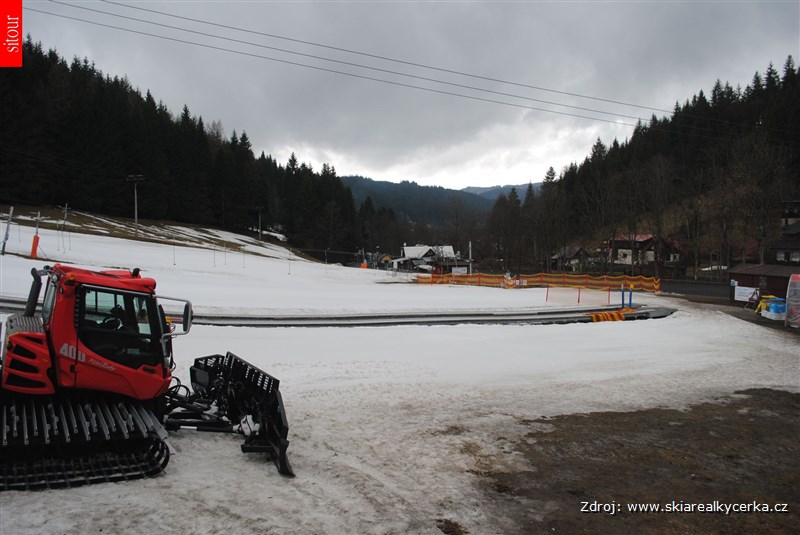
<box><xmin>1</xmin><ymin>0</ymin><xmax>22</xmax><ymax>68</ymax></box>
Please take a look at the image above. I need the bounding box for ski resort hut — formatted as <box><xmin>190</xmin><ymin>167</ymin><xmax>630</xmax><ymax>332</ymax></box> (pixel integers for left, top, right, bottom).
<box><xmin>391</xmin><ymin>244</ymin><xmax>469</xmax><ymax>274</ymax></box>
<box><xmin>728</xmin><ymin>263</ymin><xmax>798</xmax><ymax>302</ymax></box>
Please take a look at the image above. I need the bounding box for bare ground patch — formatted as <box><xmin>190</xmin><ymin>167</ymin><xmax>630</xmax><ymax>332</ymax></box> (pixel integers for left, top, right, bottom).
<box><xmin>464</xmin><ymin>388</ymin><xmax>799</xmax><ymax>534</ymax></box>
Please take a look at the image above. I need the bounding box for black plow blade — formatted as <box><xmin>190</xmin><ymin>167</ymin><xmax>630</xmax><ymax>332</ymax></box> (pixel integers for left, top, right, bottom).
<box><xmin>189</xmin><ymin>352</ymin><xmax>294</xmax><ymax>477</ymax></box>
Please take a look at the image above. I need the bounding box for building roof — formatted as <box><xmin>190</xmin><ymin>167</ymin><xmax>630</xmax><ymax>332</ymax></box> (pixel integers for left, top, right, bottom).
<box><xmin>551</xmin><ymin>245</ymin><xmax>585</xmax><ymax>260</ymax></box>
<box><xmin>401</xmin><ymin>246</ymin><xmax>434</xmax><ymax>259</ymax></box>
<box><xmin>728</xmin><ymin>263</ymin><xmax>800</xmax><ymax>277</ymax></box>
<box><xmin>435</xmin><ymin>246</ymin><xmax>457</xmax><ymax>259</ymax></box>
<box><xmin>769</xmin><ymin>221</ymin><xmax>800</xmax><ymax>251</ymax></box>
<box><xmin>610</xmin><ymin>234</ymin><xmax>654</xmax><ymax>243</ymax></box>
<box><xmin>771</xmin><ymin>238</ymin><xmax>800</xmax><ymax>251</ymax></box>
<box><xmin>401</xmin><ymin>245</ymin><xmax>456</xmax><ymax>260</ymax></box>
<box><xmin>609</xmin><ymin>234</ymin><xmax>683</xmax><ymax>253</ymax></box>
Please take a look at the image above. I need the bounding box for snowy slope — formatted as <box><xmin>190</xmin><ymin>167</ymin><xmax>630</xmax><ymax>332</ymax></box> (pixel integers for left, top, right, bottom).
<box><xmin>0</xmin><ymin>218</ymin><xmax>797</xmax><ymax>534</ymax></box>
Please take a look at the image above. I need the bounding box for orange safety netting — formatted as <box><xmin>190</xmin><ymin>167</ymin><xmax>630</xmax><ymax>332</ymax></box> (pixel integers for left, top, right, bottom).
<box><xmin>416</xmin><ymin>273</ymin><xmax>660</xmax><ymax>293</ymax></box>
<box><xmin>587</xmin><ymin>308</ymin><xmax>636</xmax><ymax>322</ymax></box>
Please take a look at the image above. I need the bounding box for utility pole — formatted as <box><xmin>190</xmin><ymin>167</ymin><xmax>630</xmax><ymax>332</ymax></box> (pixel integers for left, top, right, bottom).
<box><xmin>245</xmin><ymin>206</ymin><xmax>264</xmax><ymax>240</ymax></box>
<box><xmin>1</xmin><ymin>206</ymin><xmax>13</xmax><ymax>255</ymax></box>
<box><xmin>127</xmin><ymin>175</ymin><xmax>146</xmax><ymax>237</ymax></box>
<box><xmin>56</xmin><ymin>204</ymin><xmax>70</xmax><ymax>251</ymax></box>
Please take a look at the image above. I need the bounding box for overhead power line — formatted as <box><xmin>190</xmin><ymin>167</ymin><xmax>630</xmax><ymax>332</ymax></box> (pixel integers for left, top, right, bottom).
<box><xmin>26</xmin><ymin>2</ymin><xmax>797</xmax><ymax>145</ymax></box>
<box><xmin>26</xmin><ymin>6</ymin><xmax>641</xmax><ymax>128</ymax></box>
<box><xmin>99</xmin><ymin>0</ymin><xmax>672</xmax><ymax>116</ymax></box>
<box><xmin>99</xmin><ymin>0</ymin><xmax>798</xmax><ymax>139</ymax></box>
<box><xmin>50</xmin><ymin>0</ymin><xmax>649</xmax><ymax>124</ymax></box>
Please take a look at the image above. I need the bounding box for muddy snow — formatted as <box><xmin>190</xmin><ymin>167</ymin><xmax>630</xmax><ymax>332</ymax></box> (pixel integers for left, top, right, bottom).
<box><xmin>0</xmin><ymin>222</ymin><xmax>797</xmax><ymax>534</ymax></box>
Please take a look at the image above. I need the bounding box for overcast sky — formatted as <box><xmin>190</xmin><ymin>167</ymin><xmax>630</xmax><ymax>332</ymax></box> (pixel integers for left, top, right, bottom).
<box><xmin>22</xmin><ymin>1</ymin><xmax>800</xmax><ymax>189</ymax></box>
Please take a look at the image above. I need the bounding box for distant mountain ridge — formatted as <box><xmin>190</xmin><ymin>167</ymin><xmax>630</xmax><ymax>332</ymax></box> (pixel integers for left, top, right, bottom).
<box><xmin>340</xmin><ymin>176</ymin><xmax>541</xmax><ymax>225</ymax></box>
<box><xmin>340</xmin><ymin>176</ymin><xmax>493</xmax><ymax>225</ymax></box>
<box><xmin>462</xmin><ymin>183</ymin><xmax>542</xmax><ymax>201</ymax></box>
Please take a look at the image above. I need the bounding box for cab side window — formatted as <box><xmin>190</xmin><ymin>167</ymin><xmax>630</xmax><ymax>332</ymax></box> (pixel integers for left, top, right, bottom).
<box><xmin>41</xmin><ymin>277</ymin><xmax>58</xmax><ymax>324</ymax></box>
<box><xmin>79</xmin><ymin>288</ymin><xmax>160</xmax><ymax>367</ymax></box>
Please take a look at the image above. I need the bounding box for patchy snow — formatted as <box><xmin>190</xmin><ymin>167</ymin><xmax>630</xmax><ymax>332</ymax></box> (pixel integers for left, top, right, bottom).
<box><xmin>0</xmin><ymin>222</ymin><xmax>798</xmax><ymax>534</ymax></box>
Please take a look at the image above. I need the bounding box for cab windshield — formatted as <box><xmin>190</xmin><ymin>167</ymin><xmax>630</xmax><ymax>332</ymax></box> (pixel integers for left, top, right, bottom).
<box><xmin>78</xmin><ymin>286</ymin><xmax>165</xmax><ymax>368</ymax></box>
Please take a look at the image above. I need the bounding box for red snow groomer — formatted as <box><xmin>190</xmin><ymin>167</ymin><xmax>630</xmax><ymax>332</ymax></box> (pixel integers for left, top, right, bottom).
<box><xmin>0</xmin><ymin>264</ymin><xmax>293</xmax><ymax>490</ymax></box>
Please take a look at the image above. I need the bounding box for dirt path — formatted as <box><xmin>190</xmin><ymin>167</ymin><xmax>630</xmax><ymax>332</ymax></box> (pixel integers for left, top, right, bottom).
<box><xmin>452</xmin><ymin>388</ymin><xmax>799</xmax><ymax>534</ymax></box>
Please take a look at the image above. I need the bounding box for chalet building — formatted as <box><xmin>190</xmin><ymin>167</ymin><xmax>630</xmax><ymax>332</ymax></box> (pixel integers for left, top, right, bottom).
<box><xmin>550</xmin><ymin>246</ymin><xmax>589</xmax><ymax>272</ymax></box>
<box><xmin>771</xmin><ymin>221</ymin><xmax>800</xmax><ymax>265</ymax></box>
<box><xmin>606</xmin><ymin>234</ymin><xmax>683</xmax><ymax>267</ymax></box>
<box><xmin>770</xmin><ymin>202</ymin><xmax>800</xmax><ymax>265</ymax></box>
<box><xmin>391</xmin><ymin>244</ymin><xmax>470</xmax><ymax>273</ymax></box>
<box><xmin>728</xmin><ymin>202</ymin><xmax>800</xmax><ymax>301</ymax></box>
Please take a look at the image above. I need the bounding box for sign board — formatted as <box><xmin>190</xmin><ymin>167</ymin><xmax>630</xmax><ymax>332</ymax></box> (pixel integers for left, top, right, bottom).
<box><xmin>451</xmin><ymin>267</ymin><xmax>468</xmax><ymax>275</ymax></box>
<box><xmin>734</xmin><ymin>286</ymin><xmax>758</xmax><ymax>302</ymax></box>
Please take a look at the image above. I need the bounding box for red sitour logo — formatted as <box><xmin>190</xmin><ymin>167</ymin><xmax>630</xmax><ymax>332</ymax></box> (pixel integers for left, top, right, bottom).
<box><xmin>1</xmin><ymin>0</ymin><xmax>22</xmax><ymax>68</ymax></box>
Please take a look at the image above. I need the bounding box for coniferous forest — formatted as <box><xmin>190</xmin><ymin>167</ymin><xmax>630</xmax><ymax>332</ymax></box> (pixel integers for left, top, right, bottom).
<box><xmin>486</xmin><ymin>57</ymin><xmax>799</xmax><ymax>275</ymax></box>
<box><xmin>1</xmin><ymin>39</ymin><xmax>364</xmax><ymax>260</ymax></box>
<box><xmin>1</xmin><ymin>38</ymin><xmax>798</xmax><ymax>272</ymax></box>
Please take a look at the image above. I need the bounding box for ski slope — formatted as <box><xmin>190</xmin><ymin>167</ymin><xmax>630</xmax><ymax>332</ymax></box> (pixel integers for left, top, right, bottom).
<box><xmin>0</xmin><ymin>219</ymin><xmax>797</xmax><ymax>534</ymax></box>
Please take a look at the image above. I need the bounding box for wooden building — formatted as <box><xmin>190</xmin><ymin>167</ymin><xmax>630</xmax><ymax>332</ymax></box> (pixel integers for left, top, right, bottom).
<box><xmin>728</xmin><ymin>263</ymin><xmax>799</xmax><ymax>301</ymax></box>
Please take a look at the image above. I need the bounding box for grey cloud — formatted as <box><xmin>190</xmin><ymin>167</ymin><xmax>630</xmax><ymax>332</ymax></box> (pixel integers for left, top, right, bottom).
<box><xmin>23</xmin><ymin>1</ymin><xmax>800</xmax><ymax>188</ymax></box>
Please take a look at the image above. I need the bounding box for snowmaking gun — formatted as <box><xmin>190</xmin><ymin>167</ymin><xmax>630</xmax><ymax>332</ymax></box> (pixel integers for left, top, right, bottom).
<box><xmin>0</xmin><ymin>264</ymin><xmax>293</xmax><ymax>491</ymax></box>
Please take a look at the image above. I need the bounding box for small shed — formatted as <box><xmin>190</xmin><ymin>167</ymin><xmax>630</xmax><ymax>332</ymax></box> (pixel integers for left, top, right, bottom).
<box><xmin>728</xmin><ymin>263</ymin><xmax>798</xmax><ymax>302</ymax></box>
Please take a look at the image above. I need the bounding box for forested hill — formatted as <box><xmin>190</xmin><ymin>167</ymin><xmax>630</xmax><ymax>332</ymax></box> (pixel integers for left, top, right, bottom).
<box><xmin>486</xmin><ymin>56</ymin><xmax>800</xmax><ymax>275</ymax></box>
<box><xmin>340</xmin><ymin>175</ymin><xmax>493</xmax><ymax>225</ymax></box>
<box><xmin>0</xmin><ymin>39</ymin><xmax>368</xmax><ymax>256</ymax></box>
<box><xmin>463</xmin><ymin>184</ymin><xmax>542</xmax><ymax>202</ymax></box>
<box><xmin>0</xmin><ymin>39</ymin><xmax>487</xmax><ymax>261</ymax></box>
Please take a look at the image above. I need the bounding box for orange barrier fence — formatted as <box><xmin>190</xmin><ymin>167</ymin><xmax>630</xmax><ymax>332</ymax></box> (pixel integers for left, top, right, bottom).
<box><xmin>416</xmin><ymin>272</ymin><xmax>661</xmax><ymax>293</ymax></box>
<box><xmin>587</xmin><ymin>308</ymin><xmax>635</xmax><ymax>322</ymax></box>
